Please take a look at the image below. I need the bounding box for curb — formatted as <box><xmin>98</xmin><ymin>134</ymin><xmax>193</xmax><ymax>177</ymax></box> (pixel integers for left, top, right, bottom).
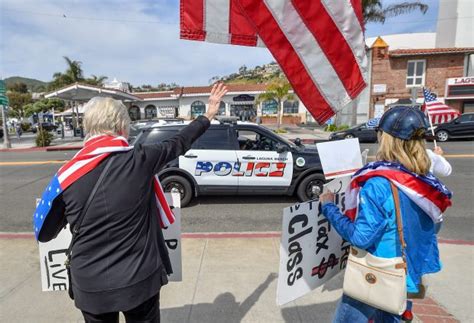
<box><xmin>0</xmin><ymin>146</ymin><xmax>82</xmax><ymax>153</ymax></box>
<box><xmin>413</xmin><ymin>297</ymin><xmax>460</xmax><ymax>322</ymax></box>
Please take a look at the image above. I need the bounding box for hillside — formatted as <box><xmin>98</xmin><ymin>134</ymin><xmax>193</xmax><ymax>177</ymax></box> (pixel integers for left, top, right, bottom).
<box><xmin>4</xmin><ymin>76</ymin><xmax>48</xmax><ymax>92</ymax></box>
<box><xmin>212</xmin><ymin>62</ymin><xmax>286</xmax><ymax>85</ymax></box>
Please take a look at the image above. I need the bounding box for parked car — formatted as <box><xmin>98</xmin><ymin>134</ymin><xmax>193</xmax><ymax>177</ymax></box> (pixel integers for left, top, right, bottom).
<box><xmin>133</xmin><ymin>119</ymin><xmax>326</xmax><ymax>207</ymax></box>
<box><xmin>329</xmin><ymin>123</ymin><xmax>378</xmax><ymax>143</ymax></box>
<box><xmin>434</xmin><ymin>113</ymin><xmax>474</xmax><ymax>142</ymax></box>
<box><xmin>31</xmin><ymin>122</ymin><xmax>58</xmax><ymax>133</ymax></box>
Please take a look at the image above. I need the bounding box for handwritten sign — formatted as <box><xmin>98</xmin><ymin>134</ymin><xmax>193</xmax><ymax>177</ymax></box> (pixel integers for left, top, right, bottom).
<box><xmin>316</xmin><ymin>139</ymin><xmax>362</xmax><ymax>179</ymax></box>
<box><xmin>38</xmin><ymin>193</ymin><xmax>182</xmax><ymax>292</ymax></box>
<box><xmin>277</xmin><ymin>176</ymin><xmax>351</xmax><ymax>305</ymax></box>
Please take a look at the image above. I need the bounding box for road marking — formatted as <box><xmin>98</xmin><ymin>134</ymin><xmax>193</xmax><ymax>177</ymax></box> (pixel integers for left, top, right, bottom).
<box><xmin>0</xmin><ymin>161</ymin><xmax>66</xmax><ymax>166</ymax></box>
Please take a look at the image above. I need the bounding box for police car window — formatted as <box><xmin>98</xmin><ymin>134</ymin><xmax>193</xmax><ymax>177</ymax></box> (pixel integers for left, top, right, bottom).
<box><xmin>237</xmin><ymin>130</ymin><xmax>279</xmax><ymax>151</ymax></box>
<box><xmin>193</xmin><ymin>128</ymin><xmax>234</xmax><ymax>150</ymax></box>
<box><xmin>142</xmin><ymin>129</ymin><xmax>179</xmax><ymax>144</ymax></box>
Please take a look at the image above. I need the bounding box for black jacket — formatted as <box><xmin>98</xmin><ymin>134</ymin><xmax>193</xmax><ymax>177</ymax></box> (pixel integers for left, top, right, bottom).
<box><xmin>39</xmin><ymin>116</ymin><xmax>210</xmax><ymax>314</ymax></box>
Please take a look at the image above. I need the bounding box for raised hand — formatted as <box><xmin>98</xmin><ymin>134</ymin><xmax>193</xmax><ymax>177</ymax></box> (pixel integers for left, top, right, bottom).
<box><xmin>205</xmin><ymin>83</ymin><xmax>228</xmax><ymax>120</ymax></box>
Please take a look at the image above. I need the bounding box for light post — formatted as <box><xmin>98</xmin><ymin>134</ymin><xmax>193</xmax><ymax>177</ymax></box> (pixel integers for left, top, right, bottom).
<box><xmin>0</xmin><ymin>80</ymin><xmax>11</xmax><ymax>148</ymax></box>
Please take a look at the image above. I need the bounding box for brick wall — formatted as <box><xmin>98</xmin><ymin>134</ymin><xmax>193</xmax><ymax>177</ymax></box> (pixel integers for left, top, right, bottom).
<box><xmin>371</xmin><ymin>48</ymin><xmax>465</xmax><ymax>104</ymax></box>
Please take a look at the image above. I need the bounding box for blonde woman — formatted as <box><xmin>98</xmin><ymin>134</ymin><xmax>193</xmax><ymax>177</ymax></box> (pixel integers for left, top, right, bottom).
<box><xmin>320</xmin><ymin>106</ymin><xmax>453</xmax><ymax>322</ymax></box>
<box><xmin>34</xmin><ymin>84</ymin><xmax>227</xmax><ymax>323</ymax></box>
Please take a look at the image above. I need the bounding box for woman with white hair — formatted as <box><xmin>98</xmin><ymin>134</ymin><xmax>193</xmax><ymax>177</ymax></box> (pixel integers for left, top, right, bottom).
<box><xmin>33</xmin><ymin>84</ymin><xmax>227</xmax><ymax>323</ymax></box>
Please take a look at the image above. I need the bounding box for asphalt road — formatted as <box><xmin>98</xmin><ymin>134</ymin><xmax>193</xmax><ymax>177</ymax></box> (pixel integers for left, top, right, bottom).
<box><xmin>1</xmin><ymin>141</ymin><xmax>473</xmax><ymax>241</ymax></box>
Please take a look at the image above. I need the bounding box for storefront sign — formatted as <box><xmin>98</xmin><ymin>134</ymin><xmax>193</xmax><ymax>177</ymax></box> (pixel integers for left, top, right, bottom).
<box><xmin>446</xmin><ymin>77</ymin><xmax>474</xmax><ymax>99</ymax></box>
<box><xmin>373</xmin><ymin>84</ymin><xmax>387</xmax><ymax>94</ymax></box>
<box><xmin>233</xmin><ymin>94</ymin><xmax>255</xmax><ymax>102</ymax></box>
<box><xmin>277</xmin><ymin>176</ymin><xmax>351</xmax><ymax>305</ymax></box>
<box><xmin>38</xmin><ymin>193</ymin><xmax>182</xmax><ymax>292</ymax></box>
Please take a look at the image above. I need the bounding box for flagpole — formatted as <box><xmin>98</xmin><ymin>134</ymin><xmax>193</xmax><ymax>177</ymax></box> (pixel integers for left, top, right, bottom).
<box><xmin>422</xmin><ymin>88</ymin><xmax>437</xmax><ymax>148</ymax></box>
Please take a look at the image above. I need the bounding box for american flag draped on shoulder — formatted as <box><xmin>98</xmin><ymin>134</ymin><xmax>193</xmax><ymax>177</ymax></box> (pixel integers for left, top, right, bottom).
<box><xmin>344</xmin><ymin>161</ymin><xmax>452</xmax><ymax>224</ymax></box>
<box><xmin>33</xmin><ymin>135</ymin><xmax>175</xmax><ymax>240</ymax></box>
<box><xmin>180</xmin><ymin>0</ymin><xmax>368</xmax><ymax>124</ymax></box>
<box><xmin>422</xmin><ymin>88</ymin><xmax>460</xmax><ymax>124</ymax></box>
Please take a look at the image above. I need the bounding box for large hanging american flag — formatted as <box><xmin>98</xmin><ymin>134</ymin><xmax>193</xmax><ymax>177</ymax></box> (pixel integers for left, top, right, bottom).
<box><xmin>180</xmin><ymin>0</ymin><xmax>368</xmax><ymax>124</ymax></box>
<box><xmin>33</xmin><ymin>135</ymin><xmax>175</xmax><ymax>240</ymax></box>
<box><xmin>422</xmin><ymin>88</ymin><xmax>460</xmax><ymax>124</ymax></box>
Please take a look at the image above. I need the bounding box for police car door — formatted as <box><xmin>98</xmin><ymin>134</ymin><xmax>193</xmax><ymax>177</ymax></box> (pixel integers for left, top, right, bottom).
<box><xmin>179</xmin><ymin>126</ymin><xmax>238</xmax><ymax>193</ymax></box>
<box><xmin>235</xmin><ymin>128</ymin><xmax>293</xmax><ymax>191</ymax></box>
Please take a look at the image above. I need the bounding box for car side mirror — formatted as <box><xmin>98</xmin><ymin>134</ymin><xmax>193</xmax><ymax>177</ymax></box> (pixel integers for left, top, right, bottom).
<box><xmin>276</xmin><ymin>144</ymin><xmax>289</xmax><ymax>154</ymax></box>
<box><xmin>294</xmin><ymin>138</ymin><xmax>302</xmax><ymax>146</ymax></box>
<box><xmin>454</xmin><ymin>119</ymin><xmax>460</xmax><ymax>124</ymax></box>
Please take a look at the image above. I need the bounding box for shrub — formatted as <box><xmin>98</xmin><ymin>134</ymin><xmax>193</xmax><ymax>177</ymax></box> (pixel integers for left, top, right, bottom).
<box><xmin>324</xmin><ymin>124</ymin><xmax>337</xmax><ymax>132</ymax></box>
<box><xmin>21</xmin><ymin>122</ymin><xmax>31</xmax><ymax>132</ymax></box>
<box><xmin>35</xmin><ymin>129</ymin><xmax>54</xmax><ymax>147</ymax></box>
<box><xmin>337</xmin><ymin>125</ymin><xmax>350</xmax><ymax>131</ymax></box>
<box><xmin>273</xmin><ymin>128</ymin><xmax>287</xmax><ymax>134</ymax></box>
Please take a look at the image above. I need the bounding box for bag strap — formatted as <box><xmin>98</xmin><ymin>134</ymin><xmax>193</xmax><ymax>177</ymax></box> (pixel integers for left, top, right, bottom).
<box><xmin>65</xmin><ymin>155</ymin><xmax>115</xmax><ymax>265</ymax></box>
<box><xmin>389</xmin><ymin>182</ymin><xmax>407</xmax><ymax>259</ymax></box>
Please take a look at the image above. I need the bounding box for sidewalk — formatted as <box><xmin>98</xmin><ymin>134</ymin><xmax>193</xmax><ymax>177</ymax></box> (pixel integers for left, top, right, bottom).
<box><xmin>0</xmin><ymin>233</ymin><xmax>471</xmax><ymax>322</ymax></box>
<box><xmin>0</xmin><ymin>135</ymin><xmax>83</xmax><ymax>152</ymax></box>
<box><xmin>265</xmin><ymin>124</ymin><xmax>330</xmax><ymax>143</ymax></box>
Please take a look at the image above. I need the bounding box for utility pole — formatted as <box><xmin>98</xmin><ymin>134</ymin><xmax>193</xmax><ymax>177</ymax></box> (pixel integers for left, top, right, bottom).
<box><xmin>1</xmin><ymin>105</ymin><xmax>11</xmax><ymax>148</ymax></box>
<box><xmin>0</xmin><ymin>80</ymin><xmax>11</xmax><ymax>148</ymax></box>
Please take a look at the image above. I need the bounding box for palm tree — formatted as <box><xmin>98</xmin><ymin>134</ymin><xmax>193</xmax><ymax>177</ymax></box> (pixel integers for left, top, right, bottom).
<box><xmin>85</xmin><ymin>75</ymin><xmax>108</xmax><ymax>86</ymax></box>
<box><xmin>258</xmin><ymin>81</ymin><xmax>294</xmax><ymax>130</ymax></box>
<box><xmin>49</xmin><ymin>56</ymin><xmax>85</xmax><ymax>90</ymax></box>
<box><xmin>363</xmin><ymin>0</ymin><xmax>428</xmax><ymax>24</ymax></box>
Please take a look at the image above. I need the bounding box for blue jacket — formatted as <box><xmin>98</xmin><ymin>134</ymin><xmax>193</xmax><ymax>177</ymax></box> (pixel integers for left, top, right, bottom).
<box><xmin>322</xmin><ymin>177</ymin><xmax>441</xmax><ymax>293</ymax></box>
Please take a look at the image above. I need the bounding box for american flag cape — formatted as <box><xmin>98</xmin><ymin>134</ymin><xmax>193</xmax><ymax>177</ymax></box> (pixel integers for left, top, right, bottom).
<box><xmin>344</xmin><ymin>161</ymin><xmax>452</xmax><ymax>224</ymax></box>
<box><xmin>180</xmin><ymin>0</ymin><xmax>368</xmax><ymax>124</ymax></box>
<box><xmin>422</xmin><ymin>88</ymin><xmax>460</xmax><ymax>125</ymax></box>
<box><xmin>33</xmin><ymin>135</ymin><xmax>175</xmax><ymax>240</ymax></box>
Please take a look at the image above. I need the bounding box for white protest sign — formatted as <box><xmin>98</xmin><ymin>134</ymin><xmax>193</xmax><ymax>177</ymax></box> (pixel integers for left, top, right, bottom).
<box><xmin>277</xmin><ymin>176</ymin><xmax>351</xmax><ymax>306</ymax></box>
<box><xmin>316</xmin><ymin>138</ymin><xmax>363</xmax><ymax>180</ymax></box>
<box><xmin>38</xmin><ymin>193</ymin><xmax>182</xmax><ymax>292</ymax></box>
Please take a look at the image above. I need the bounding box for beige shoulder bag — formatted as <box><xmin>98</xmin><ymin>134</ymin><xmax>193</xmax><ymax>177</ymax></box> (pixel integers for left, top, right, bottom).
<box><xmin>342</xmin><ymin>182</ymin><xmax>407</xmax><ymax>315</ymax></box>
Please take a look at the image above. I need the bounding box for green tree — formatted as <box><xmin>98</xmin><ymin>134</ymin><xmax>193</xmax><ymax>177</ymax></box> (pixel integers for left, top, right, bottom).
<box><xmin>258</xmin><ymin>81</ymin><xmax>294</xmax><ymax>130</ymax></box>
<box><xmin>85</xmin><ymin>75</ymin><xmax>108</xmax><ymax>86</ymax></box>
<box><xmin>362</xmin><ymin>0</ymin><xmax>428</xmax><ymax>24</ymax></box>
<box><xmin>48</xmin><ymin>56</ymin><xmax>85</xmax><ymax>90</ymax></box>
<box><xmin>6</xmin><ymin>91</ymin><xmax>33</xmax><ymax>119</ymax></box>
<box><xmin>24</xmin><ymin>98</ymin><xmax>65</xmax><ymax>117</ymax></box>
<box><xmin>7</xmin><ymin>82</ymin><xmax>29</xmax><ymax>93</ymax></box>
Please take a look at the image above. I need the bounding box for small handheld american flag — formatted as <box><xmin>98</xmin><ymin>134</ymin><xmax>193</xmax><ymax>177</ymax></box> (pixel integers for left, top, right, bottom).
<box><xmin>422</xmin><ymin>88</ymin><xmax>460</xmax><ymax>125</ymax></box>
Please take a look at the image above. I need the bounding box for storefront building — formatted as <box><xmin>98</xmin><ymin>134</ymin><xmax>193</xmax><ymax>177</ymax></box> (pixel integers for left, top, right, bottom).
<box><xmin>130</xmin><ymin>84</ymin><xmax>310</xmax><ymax>125</ymax></box>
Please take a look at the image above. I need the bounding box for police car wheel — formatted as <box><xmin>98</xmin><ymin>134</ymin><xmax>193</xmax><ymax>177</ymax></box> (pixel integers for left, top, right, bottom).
<box><xmin>161</xmin><ymin>175</ymin><xmax>193</xmax><ymax>207</ymax></box>
<box><xmin>296</xmin><ymin>173</ymin><xmax>325</xmax><ymax>202</ymax></box>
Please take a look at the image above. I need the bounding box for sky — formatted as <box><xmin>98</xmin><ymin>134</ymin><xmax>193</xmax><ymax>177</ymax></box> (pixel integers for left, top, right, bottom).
<box><xmin>0</xmin><ymin>0</ymin><xmax>440</xmax><ymax>87</ymax></box>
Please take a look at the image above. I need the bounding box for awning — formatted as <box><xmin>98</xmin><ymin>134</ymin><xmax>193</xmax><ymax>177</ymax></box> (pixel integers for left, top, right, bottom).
<box><xmin>45</xmin><ymin>83</ymin><xmax>143</xmax><ymax>102</ymax></box>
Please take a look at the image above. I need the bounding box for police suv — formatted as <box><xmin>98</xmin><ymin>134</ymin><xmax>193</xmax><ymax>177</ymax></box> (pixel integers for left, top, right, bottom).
<box><xmin>133</xmin><ymin>118</ymin><xmax>325</xmax><ymax>207</ymax></box>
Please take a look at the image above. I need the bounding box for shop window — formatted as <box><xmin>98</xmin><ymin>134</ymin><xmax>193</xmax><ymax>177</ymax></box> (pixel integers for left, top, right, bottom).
<box><xmin>129</xmin><ymin>106</ymin><xmax>141</xmax><ymax>121</ymax></box>
<box><xmin>406</xmin><ymin>60</ymin><xmax>425</xmax><ymax>87</ymax></box>
<box><xmin>191</xmin><ymin>101</ymin><xmax>206</xmax><ymax>118</ymax></box>
<box><xmin>262</xmin><ymin>99</ymin><xmax>278</xmax><ymax>115</ymax></box>
<box><xmin>283</xmin><ymin>100</ymin><xmax>299</xmax><ymax>114</ymax></box>
<box><xmin>144</xmin><ymin>105</ymin><xmax>157</xmax><ymax>119</ymax></box>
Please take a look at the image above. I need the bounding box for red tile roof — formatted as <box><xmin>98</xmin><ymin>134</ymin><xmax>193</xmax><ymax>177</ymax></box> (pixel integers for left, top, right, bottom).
<box><xmin>390</xmin><ymin>47</ymin><xmax>474</xmax><ymax>57</ymax></box>
<box><xmin>133</xmin><ymin>91</ymin><xmax>175</xmax><ymax>99</ymax></box>
<box><xmin>132</xmin><ymin>83</ymin><xmax>270</xmax><ymax>99</ymax></box>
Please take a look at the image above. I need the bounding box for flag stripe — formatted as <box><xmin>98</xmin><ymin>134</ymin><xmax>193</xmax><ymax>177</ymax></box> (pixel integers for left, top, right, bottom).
<box><xmin>319</xmin><ymin>0</ymin><xmax>368</xmax><ymax>91</ymax></box>
<box><xmin>180</xmin><ymin>0</ymin><xmax>206</xmax><ymax>41</ymax></box>
<box><xmin>205</xmin><ymin>0</ymin><xmax>231</xmax><ymax>43</ymax></box>
<box><xmin>263</xmin><ymin>0</ymin><xmax>351</xmax><ymax>109</ymax></box>
<box><xmin>349</xmin><ymin>0</ymin><xmax>364</xmax><ymax>29</ymax></box>
<box><xmin>230</xmin><ymin>0</ymin><xmax>258</xmax><ymax>46</ymax></box>
<box><xmin>236</xmin><ymin>0</ymin><xmax>335</xmax><ymax>123</ymax></box>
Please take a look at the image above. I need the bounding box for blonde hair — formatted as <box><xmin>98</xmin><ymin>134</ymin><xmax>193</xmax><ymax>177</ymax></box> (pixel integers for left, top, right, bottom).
<box><xmin>376</xmin><ymin>131</ymin><xmax>431</xmax><ymax>175</ymax></box>
<box><xmin>83</xmin><ymin>97</ymin><xmax>131</xmax><ymax>140</ymax></box>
